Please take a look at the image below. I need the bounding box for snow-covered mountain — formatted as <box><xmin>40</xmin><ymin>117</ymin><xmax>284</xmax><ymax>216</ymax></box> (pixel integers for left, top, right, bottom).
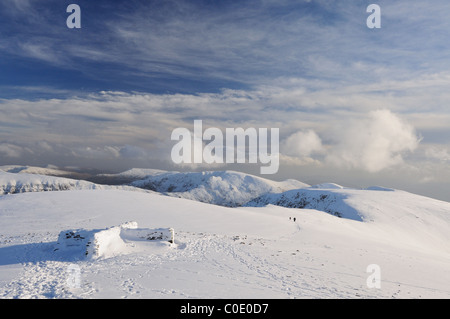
<box><xmin>0</xmin><ymin>165</ymin><xmax>75</xmax><ymax>176</ymax></box>
<box><xmin>0</xmin><ymin>170</ymin><xmax>148</xmax><ymax>195</ymax></box>
<box><xmin>102</xmin><ymin>168</ymin><xmax>173</xmax><ymax>179</ymax></box>
<box><xmin>128</xmin><ymin>170</ymin><xmax>309</xmax><ymax>207</ymax></box>
<box><xmin>0</xmin><ymin>167</ymin><xmax>309</xmax><ymax>206</ymax></box>
<box><xmin>92</xmin><ymin>168</ymin><xmax>174</xmax><ymax>185</ymax></box>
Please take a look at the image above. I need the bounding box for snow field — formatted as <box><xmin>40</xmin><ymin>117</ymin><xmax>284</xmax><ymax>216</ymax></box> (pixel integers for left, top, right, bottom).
<box><xmin>0</xmin><ymin>189</ymin><xmax>449</xmax><ymax>298</ymax></box>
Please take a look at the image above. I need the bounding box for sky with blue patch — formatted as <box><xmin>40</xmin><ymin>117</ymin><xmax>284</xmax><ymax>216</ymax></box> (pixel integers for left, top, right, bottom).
<box><xmin>1</xmin><ymin>0</ymin><xmax>450</xmax><ymax>200</ymax></box>
<box><xmin>0</xmin><ymin>0</ymin><xmax>419</xmax><ymax>96</ymax></box>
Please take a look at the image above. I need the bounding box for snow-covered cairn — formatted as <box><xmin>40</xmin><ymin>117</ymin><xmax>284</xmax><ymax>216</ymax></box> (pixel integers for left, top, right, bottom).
<box><xmin>56</xmin><ymin>221</ymin><xmax>174</xmax><ymax>259</ymax></box>
<box><xmin>120</xmin><ymin>226</ymin><xmax>175</xmax><ymax>243</ymax></box>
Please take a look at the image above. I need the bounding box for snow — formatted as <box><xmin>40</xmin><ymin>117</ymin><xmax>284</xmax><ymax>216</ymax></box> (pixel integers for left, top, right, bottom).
<box><xmin>100</xmin><ymin>168</ymin><xmax>174</xmax><ymax>179</ymax></box>
<box><xmin>247</xmin><ymin>188</ymin><xmax>363</xmax><ymax>220</ymax></box>
<box><xmin>0</xmin><ymin>176</ymin><xmax>449</xmax><ymax>298</ymax></box>
<box><xmin>55</xmin><ymin>221</ymin><xmax>176</xmax><ymax>261</ymax></box>
<box><xmin>10</xmin><ymin>167</ymin><xmax>310</xmax><ymax>208</ymax></box>
<box><xmin>247</xmin><ymin>187</ymin><xmax>450</xmax><ymax>254</ymax></box>
<box><xmin>0</xmin><ymin>170</ymin><xmax>96</xmax><ymax>195</ymax></box>
<box><xmin>365</xmin><ymin>186</ymin><xmax>395</xmax><ymax>191</ymax></box>
<box><xmin>129</xmin><ymin>170</ymin><xmax>309</xmax><ymax>206</ymax></box>
<box><xmin>56</xmin><ymin>223</ymin><xmax>130</xmax><ymax>260</ymax></box>
<box><xmin>121</xmin><ymin>226</ymin><xmax>175</xmax><ymax>243</ymax></box>
<box><xmin>0</xmin><ymin>170</ymin><xmax>152</xmax><ymax>195</ymax></box>
<box><xmin>0</xmin><ymin>165</ymin><xmax>74</xmax><ymax>176</ymax></box>
<box><xmin>310</xmin><ymin>183</ymin><xmax>345</xmax><ymax>189</ymax></box>
<box><xmin>58</xmin><ymin>222</ymin><xmax>175</xmax><ymax>260</ymax></box>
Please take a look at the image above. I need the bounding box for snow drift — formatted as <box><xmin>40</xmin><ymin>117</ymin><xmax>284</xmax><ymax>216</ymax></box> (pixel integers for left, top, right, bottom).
<box><xmin>55</xmin><ymin>221</ymin><xmax>175</xmax><ymax>260</ymax></box>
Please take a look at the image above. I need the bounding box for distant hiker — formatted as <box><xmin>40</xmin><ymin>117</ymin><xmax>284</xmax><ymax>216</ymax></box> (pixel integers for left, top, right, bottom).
<box><xmin>289</xmin><ymin>217</ymin><xmax>291</xmax><ymax>220</ymax></box>
<box><xmin>293</xmin><ymin>217</ymin><xmax>296</xmax><ymax>222</ymax></box>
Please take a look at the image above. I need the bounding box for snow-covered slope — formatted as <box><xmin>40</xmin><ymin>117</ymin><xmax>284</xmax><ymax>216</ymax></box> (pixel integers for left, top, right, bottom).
<box><xmin>129</xmin><ymin>170</ymin><xmax>309</xmax><ymax>207</ymax></box>
<box><xmin>0</xmin><ymin>170</ymin><xmax>149</xmax><ymax>195</ymax></box>
<box><xmin>0</xmin><ymin>165</ymin><xmax>74</xmax><ymax>176</ymax></box>
<box><xmin>247</xmin><ymin>188</ymin><xmax>362</xmax><ymax>220</ymax></box>
<box><xmin>0</xmin><ymin>188</ymin><xmax>449</xmax><ymax>299</ymax></box>
<box><xmin>247</xmin><ymin>187</ymin><xmax>450</xmax><ymax>255</ymax></box>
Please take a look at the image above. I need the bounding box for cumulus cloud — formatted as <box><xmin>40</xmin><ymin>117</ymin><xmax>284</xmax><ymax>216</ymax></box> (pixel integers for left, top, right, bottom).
<box><xmin>281</xmin><ymin>129</ymin><xmax>324</xmax><ymax>161</ymax></box>
<box><xmin>326</xmin><ymin>109</ymin><xmax>421</xmax><ymax>172</ymax></box>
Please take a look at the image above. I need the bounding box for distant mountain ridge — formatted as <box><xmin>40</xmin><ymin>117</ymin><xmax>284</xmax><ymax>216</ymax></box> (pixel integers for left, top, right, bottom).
<box><xmin>0</xmin><ymin>166</ymin><xmax>309</xmax><ymax>205</ymax></box>
<box><xmin>0</xmin><ymin>169</ymin><xmax>149</xmax><ymax>195</ymax></box>
<box><xmin>128</xmin><ymin>170</ymin><xmax>309</xmax><ymax>207</ymax></box>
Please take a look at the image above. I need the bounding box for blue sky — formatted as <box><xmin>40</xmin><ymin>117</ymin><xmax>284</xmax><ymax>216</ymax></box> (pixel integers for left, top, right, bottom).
<box><xmin>1</xmin><ymin>0</ymin><xmax>450</xmax><ymax>200</ymax></box>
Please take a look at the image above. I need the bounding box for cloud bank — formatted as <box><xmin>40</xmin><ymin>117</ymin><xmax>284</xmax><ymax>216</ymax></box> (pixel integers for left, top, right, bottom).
<box><xmin>0</xmin><ymin>89</ymin><xmax>425</xmax><ymax>174</ymax></box>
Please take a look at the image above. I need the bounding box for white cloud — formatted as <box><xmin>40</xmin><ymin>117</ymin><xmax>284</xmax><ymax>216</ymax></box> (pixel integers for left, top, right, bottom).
<box><xmin>326</xmin><ymin>109</ymin><xmax>421</xmax><ymax>172</ymax></box>
<box><xmin>282</xmin><ymin>129</ymin><xmax>324</xmax><ymax>159</ymax></box>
